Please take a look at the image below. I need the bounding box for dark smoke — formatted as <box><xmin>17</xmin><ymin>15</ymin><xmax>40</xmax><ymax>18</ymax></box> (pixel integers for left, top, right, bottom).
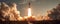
<box><xmin>48</xmin><ymin>4</ymin><xmax>60</xmax><ymax>20</ymax></box>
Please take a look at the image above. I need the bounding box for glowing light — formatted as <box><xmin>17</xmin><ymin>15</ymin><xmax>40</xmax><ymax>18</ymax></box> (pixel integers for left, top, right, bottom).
<box><xmin>28</xmin><ymin>8</ymin><xmax>31</xmax><ymax>16</ymax></box>
<box><xmin>24</xmin><ymin>16</ymin><xmax>28</xmax><ymax>19</ymax></box>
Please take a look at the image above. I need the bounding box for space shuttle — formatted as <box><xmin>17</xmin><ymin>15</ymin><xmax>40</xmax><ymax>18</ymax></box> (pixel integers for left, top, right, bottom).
<box><xmin>28</xmin><ymin>2</ymin><xmax>32</xmax><ymax>16</ymax></box>
<box><xmin>29</xmin><ymin>2</ymin><xmax>31</xmax><ymax>8</ymax></box>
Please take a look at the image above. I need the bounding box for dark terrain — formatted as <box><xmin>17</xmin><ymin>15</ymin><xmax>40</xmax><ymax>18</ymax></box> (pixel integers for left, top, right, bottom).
<box><xmin>0</xmin><ymin>20</ymin><xmax>60</xmax><ymax>24</ymax></box>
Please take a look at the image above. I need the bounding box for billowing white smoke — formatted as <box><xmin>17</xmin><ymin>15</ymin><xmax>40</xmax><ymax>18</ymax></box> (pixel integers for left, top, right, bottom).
<box><xmin>0</xmin><ymin>2</ymin><xmax>21</xmax><ymax>21</ymax></box>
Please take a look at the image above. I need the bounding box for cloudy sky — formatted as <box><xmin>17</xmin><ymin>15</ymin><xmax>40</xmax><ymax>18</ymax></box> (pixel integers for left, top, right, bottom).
<box><xmin>0</xmin><ymin>0</ymin><xmax>60</xmax><ymax>16</ymax></box>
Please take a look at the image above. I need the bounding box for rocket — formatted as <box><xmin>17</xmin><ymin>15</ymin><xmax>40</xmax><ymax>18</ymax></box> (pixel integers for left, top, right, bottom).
<box><xmin>29</xmin><ymin>2</ymin><xmax>31</xmax><ymax>8</ymax></box>
<box><xmin>28</xmin><ymin>2</ymin><xmax>32</xmax><ymax>16</ymax></box>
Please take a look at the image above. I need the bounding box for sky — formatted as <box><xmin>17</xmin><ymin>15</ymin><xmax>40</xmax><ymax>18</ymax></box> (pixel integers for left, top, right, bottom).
<box><xmin>0</xmin><ymin>0</ymin><xmax>60</xmax><ymax>16</ymax></box>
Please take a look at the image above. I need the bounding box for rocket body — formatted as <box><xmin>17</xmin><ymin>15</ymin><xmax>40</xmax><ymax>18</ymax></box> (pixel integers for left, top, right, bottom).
<box><xmin>29</xmin><ymin>2</ymin><xmax>30</xmax><ymax>8</ymax></box>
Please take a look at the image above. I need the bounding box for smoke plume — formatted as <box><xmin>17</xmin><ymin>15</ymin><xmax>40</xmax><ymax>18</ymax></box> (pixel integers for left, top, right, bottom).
<box><xmin>48</xmin><ymin>4</ymin><xmax>60</xmax><ymax>20</ymax></box>
<box><xmin>0</xmin><ymin>2</ymin><xmax>21</xmax><ymax>21</ymax></box>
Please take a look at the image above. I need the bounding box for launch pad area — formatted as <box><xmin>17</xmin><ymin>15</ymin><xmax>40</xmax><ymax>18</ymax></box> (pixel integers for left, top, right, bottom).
<box><xmin>0</xmin><ymin>20</ymin><xmax>60</xmax><ymax>24</ymax></box>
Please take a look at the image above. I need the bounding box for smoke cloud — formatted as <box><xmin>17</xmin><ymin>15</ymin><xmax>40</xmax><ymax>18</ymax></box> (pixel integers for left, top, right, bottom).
<box><xmin>0</xmin><ymin>2</ymin><xmax>21</xmax><ymax>21</ymax></box>
<box><xmin>48</xmin><ymin>4</ymin><xmax>60</xmax><ymax>20</ymax></box>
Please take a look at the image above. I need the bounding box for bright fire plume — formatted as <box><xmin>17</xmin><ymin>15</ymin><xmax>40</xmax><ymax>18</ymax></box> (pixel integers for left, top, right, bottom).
<box><xmin>28</xmin><ymin>8</ymin><xmax>31</xmax><ymax>16</ymax></box>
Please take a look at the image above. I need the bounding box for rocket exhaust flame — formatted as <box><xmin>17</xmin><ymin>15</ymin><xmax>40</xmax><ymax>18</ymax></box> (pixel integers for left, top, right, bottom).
<box><xmin>28</xmin><ymin>8</ymin><xmax>31</xmax><ymax>16</ymax></box>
